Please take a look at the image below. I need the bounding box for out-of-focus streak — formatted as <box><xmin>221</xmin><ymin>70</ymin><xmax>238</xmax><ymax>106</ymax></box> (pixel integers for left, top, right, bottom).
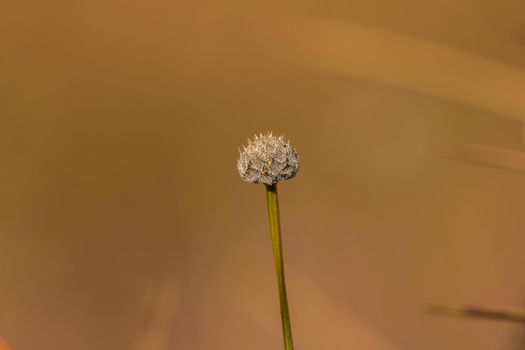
<box><xmin>0</xmin><ymin>338</ymin><xmax>12</xmax><ymax>350</ymax></box>
<box><xmin>426</xmin><ymin>304</ymin><xmax>525</xmax><ymax>324</ymax></box>
<box><xmin>232</xmin><ymin>265</ymin><xmax>401</xmax><ymax>350</ymax></box>
<box><xmin>435</xmin><ymin>143</ymin><xmax>525</xmax><ymax>172</ymax></box>
<box><xmin>132</xmin><ymin>279</ymin><xmax>181</xmax><ymax>350</ymax></box>
<box><xmin>262</xmin><ymin>16</ymin><xmax>525</xmax><ymax>121</ymax></box>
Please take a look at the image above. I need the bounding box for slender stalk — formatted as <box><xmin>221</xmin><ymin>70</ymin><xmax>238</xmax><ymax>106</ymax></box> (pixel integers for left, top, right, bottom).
<box><xmin>265</xmin><ymin>184</ymin><xmax>294</xmax><ymax>350</ymax></box>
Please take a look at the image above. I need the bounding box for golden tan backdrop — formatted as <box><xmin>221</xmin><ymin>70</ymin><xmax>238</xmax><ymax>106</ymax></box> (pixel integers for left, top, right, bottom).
<box><xmin>2</xmin><ymin>1</ymin><xmax>525</xmax><ymax>349</ymax></box>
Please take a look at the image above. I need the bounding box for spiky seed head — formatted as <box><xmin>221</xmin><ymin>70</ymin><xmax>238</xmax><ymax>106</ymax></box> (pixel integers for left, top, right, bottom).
<box><xmin>237</xmin><ymin>132</ymin><xmax>299</xmax><ymax>185</ymax></box>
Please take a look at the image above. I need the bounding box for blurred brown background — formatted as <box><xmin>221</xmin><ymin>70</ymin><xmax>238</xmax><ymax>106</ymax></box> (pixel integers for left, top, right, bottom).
<box><xmin>2</xmin><ymin>0</ymin><xmax>525</xmax><ymax>349</ymax></box>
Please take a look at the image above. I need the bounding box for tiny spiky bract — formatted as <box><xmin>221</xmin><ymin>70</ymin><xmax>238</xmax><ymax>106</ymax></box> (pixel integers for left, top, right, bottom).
<box><xmin>237</xmin><ymin>132</ymin><xmax>299</xmax><ymax>185</ymax></box>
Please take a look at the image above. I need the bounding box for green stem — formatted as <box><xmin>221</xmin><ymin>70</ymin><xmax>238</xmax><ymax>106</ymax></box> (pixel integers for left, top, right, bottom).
<box><xmin>265</xmin><ymin>184</ymin><xmax>294</xmax><ymax>350</ymax></box>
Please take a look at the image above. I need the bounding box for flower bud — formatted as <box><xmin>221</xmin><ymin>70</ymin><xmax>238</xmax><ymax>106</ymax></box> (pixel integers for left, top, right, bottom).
<box><xmin>237</xmin><ymin>133</ymin><xmax>299</xmax><ymax>185</ymax></box>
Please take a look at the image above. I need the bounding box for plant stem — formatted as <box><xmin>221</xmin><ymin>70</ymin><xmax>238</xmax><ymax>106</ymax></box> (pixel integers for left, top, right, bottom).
<box><xmin>265</xmin><ymin>184</ymin><xmax>294</xmax><ymax>350</ymax></box>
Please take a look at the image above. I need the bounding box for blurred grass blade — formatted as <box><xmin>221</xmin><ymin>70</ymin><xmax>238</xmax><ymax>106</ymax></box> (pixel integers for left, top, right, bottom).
<box><xmin>426</xmin><ymin>304</ymin><xmax>525</xmax><ymax>324</ymax></box>
<box><xmin>435</xmin><ymin>143</ymin><xmax>525</xmax><ymax>172</ymax></box>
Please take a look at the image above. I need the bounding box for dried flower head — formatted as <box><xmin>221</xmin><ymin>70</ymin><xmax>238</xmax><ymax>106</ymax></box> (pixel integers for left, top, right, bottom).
<box><xmin>237</xmin><ymin>132</ymin><xmax>299</xmax><ymax>185</ymax></box>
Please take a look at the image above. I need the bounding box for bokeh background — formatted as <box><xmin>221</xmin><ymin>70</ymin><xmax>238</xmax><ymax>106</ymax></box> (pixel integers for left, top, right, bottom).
<box><xmin>2</xmin><ymin>1</ymin><xmax>525</xmax><ymax>349</ymax></box>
